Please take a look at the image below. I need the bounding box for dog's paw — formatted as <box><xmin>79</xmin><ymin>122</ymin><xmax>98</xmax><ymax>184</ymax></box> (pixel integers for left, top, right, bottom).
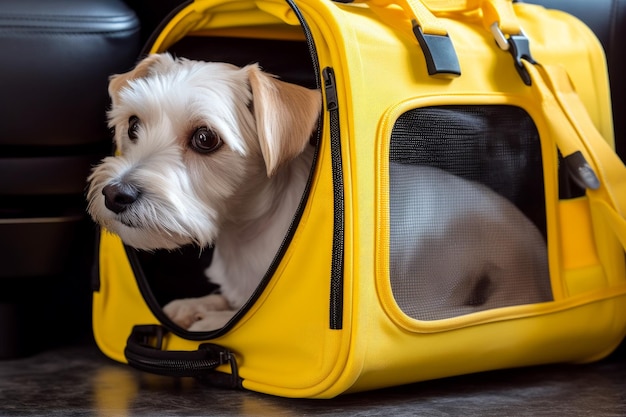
<box><xmin>187</xmin><ymin>310</ymin><xmax>237</xmax><ymax>332</ymax></box>
<box><xmin>163</xmin><ymin>294</ymin><xmax>231</xmax><ymax>330</ymax></box>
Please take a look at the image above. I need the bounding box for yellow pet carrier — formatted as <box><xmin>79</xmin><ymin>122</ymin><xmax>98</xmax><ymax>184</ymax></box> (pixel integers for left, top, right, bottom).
<box><xmin>92</xmin><ymin>0</ymin><xmax>626</xmax><ymax>398</ymax></box>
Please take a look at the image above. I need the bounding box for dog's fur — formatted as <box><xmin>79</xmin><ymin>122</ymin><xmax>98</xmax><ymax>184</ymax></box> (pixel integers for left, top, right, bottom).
<box><xmin>389</xmin><ymin>162</ymin><xmax>552</xmax><ymax>320</ymax></box>
<box><xmin>87</xmin><ymin>53</ymin><xmax>551</xmax><ymax>332</ymax></box>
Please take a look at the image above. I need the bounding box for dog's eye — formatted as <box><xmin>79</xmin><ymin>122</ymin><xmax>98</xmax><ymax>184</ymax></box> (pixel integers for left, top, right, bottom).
<box><xmin>128</xmin><ymin>116</ymin><xmax>140</xmax><ymax>141</ymax></box>
<box><xmin>191</xmin><ymin>127</ymin><xmax>222</xmax><ymax>153</ymax></box>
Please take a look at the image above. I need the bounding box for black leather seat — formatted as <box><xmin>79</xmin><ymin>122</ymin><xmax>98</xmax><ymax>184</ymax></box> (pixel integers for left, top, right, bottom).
<box><xmin>0</xmin><ymin>0</ymin><xmax>140</xmax><ymax>358</ymax></box>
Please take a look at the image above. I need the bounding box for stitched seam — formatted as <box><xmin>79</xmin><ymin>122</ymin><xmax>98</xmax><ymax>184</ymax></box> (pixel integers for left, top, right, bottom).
<box><xmin>0</xmin><ymin>14</ymin><xmax>136</xmax><ymax>23</ymax></box>
<box><xmin>0</xmin><ymin>14</ymin><xmax>138</xmax><ymax>32</ymax></box>
<box><xmin>0</xmin><ymin>28</ymin><xmax>139</xmax><ymax>35</ymax></box>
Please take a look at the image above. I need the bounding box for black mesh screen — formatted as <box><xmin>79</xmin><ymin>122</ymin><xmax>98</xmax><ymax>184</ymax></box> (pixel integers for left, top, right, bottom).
<box><xmin>388</xmin><ymin>105</ymin><xmax>553</xmax><ymax>321</ymax></box>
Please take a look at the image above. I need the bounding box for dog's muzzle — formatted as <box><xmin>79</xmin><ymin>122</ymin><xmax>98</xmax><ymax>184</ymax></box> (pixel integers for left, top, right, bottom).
<box><xmin>102</xmin><ymin>182</ymin><xmax>141</xmax><ymax>214</ymax></box>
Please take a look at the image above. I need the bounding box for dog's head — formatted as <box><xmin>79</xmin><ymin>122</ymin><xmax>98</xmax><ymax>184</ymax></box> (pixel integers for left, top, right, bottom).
<box><xmin>87</xmin><ymin>53</ymin><xmax>321</xmax><ymax>250</ymax></box>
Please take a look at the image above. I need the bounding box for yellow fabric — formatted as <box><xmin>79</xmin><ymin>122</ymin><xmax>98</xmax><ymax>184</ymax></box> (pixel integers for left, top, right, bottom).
<box><xmin>354</xmin><ymin>0</ymin><xmax>450</xmax><ymax>36</ymax></box>
<box><xmin>424</xmin><ymin>0</ymin><xmax>480</xmax><ymax>10</ymax></box>
<box><xmin>480</xmin><ymin>0</ymin><xmax>519</xmax><ymax>34</ymax></box>
<box><xmin>93</xmin><ymin>232</ymin><xmax>159</xmax><ymax>363</ymax></box>
<box><xmin>92</xmin><ymin>0</ymin><xmax>626</xmax><ymax>399</ymax></box>
<box><xmin>534</xmin><ymin>64</ymin><xmax>626</xmax><ymax>219</ymax></box>
<box><xmin>351</xmin><ymin>0</ymin><xmax>520</xmax><ymax>36</ymax></box>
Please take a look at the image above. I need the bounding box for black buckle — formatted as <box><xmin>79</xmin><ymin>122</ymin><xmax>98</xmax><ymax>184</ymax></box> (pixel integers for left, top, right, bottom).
<box><xmin>507</xmin><ymin>33</ymin><xmax>536</xmax><ymax>86</ymax></box>
<box><xmin>491</xmin><ymin>23</ymin><xmax>535</xmax><ymax>86</ymax></box>
<box><xmin>563</xmin><ymin>151</ymin><xmax>601</xmax><ymax>191</ymax></box>
<box><xmin>413</xmin><ymin>24</ymin><xmax>461</xmax><ymax>78</ymax></box>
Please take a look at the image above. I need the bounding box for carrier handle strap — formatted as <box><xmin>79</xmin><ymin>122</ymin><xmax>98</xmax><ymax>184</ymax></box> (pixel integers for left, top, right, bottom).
<box><xmin>124</xmin><ymin>324</ymin><xmax>242</xmax><ymax>388</ymax></box>
<box><xmin>524</xmin><ymin>61</ymin><xmax>626</xmax><ymax>249</ymax></box>
<box><xmin>353</xmin><ymin>0</ymin><xmax>520</xmax><ymax>36</ymax></box>
<box><xmin>347</xmin><ymin>0</ymin><xmax>519</xmax><ymax>77</ymax></box>
<box><xmin>351</xmin><ymin>0</ymin><xmax>447</xmax><ymax>35</ymax></box>
<box><xmin>347</xmin><ymin>0</ymin><xmax>461</xmax><ymax>76</ymax></box>
<box><xmin>425</xmin><ymin>0</ymin><xmax>520</xmax><ymax>35</ymax></box>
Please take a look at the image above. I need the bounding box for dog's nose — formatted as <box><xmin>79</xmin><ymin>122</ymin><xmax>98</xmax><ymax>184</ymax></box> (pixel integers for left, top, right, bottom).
<box><xmin>102</xmin><ymin>182</ymin><xmax>140</xmax><ymax>214</ymax></box>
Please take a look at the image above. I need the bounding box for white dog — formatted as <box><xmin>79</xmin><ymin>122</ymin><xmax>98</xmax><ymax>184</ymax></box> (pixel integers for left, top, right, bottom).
<box><xmin>87</xmin><ymin>53</ymin><xmax>321</xmax><ymax>331</ymax></box>
<box><xmin>87</xmin><ymin>53</ymin><xmax>551</xmax><ymax>332</ymax></box>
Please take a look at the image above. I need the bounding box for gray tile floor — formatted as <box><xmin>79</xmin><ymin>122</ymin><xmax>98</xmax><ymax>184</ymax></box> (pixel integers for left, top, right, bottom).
<box><xmin>1</xmin><ymin>338</ymin><xmax>626</xmax><ymax>416</ymax></box>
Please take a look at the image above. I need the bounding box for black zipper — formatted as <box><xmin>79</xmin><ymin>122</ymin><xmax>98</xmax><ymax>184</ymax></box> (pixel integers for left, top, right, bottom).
<box><xmin>323</xmin><ymin>67</ymin><xmax>345</xmax><ymax>330</ymax></box>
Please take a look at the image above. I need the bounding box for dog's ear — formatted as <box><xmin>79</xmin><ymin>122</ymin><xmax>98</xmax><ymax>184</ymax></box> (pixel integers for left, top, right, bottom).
<box><xmin>247</xmin><ymin>64</ymin><xmax>321</xmax><ymax>177</ymax></box>
<box><xmin>108</xmin><ymin>53</ymin><xmax>176</xmax><ymax>106</ymax></box>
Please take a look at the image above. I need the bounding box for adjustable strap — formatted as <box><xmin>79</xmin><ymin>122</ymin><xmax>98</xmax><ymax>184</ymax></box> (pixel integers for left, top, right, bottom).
<box><xmin>480</xmin><ymin>0</ymin><xmax>519</xmax><ymax>35</ymax></box>
<box><xmin>523</xmin><ymin>61</ymin><xmax>626</xmax><ymax>249</ymax></box>
<box><xmin>423</xmin><ymin>0</ymin><xmax>521</xmax><ymax>36</ymax></box>
<box><xmin>355</xmin><ymin>0</ymin><xmax>449</xmax><ymax>35</ymax></box>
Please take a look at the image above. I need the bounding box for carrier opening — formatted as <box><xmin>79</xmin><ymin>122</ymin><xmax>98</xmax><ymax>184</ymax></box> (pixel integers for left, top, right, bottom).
<box><xmin>118</xmin><ymin>30</ymin><xmax>321</xmax><ymax>337</ymax></box>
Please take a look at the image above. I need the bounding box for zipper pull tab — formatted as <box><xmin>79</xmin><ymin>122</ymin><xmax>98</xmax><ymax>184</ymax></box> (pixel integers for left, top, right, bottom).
<box><xmin>323</xmin><ymin>67</ymin><xmax>338</xmax><ymax>111</ymax></box>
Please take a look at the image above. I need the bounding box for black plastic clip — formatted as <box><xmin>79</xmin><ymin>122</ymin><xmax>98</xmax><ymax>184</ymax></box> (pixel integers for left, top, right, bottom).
<box><xmin>412</xmin><ymin>23</ymin><xmax>461</xmax><ymax>78</ymax></box>
<box><xmin>507</xmin><ymin>33</ymin><xmax>536</xmax><ymax>86</ymax></box>
<box><xmin>491</xmin><ymin>23</ymin><xmax>535</xmax><ymax>86</ymax></box>
<box><xmin>563</xmin><ymin>151</ymin><xmax>601</xmax><ymax>190</ymax></box>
